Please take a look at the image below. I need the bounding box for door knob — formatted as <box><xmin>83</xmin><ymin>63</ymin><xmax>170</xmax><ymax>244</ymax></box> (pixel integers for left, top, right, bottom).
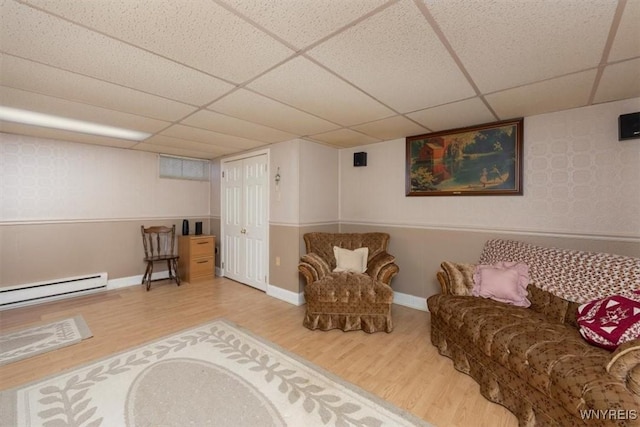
<box><xmin>241</xmin><ymin>228</ymin><xmax>246</xmax><ymax>234</ymax></box>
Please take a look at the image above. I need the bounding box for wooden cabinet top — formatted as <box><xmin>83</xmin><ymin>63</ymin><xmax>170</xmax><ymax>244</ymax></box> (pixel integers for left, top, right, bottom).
<box><xmin>179</xmin><ymin>235</ymin><xmax>215</xmax><ymax>240</ymax></box>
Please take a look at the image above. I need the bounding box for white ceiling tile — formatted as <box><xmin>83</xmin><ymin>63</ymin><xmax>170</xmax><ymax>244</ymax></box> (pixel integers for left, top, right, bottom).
<box><xmin>247</xmin><ymin>57</ymin><xmax>394</xmax><ymax>126</ymax></box>
<box><xmin>351</xmin><ymin>115</ymin><xmax>428</xmax><ymax>140</ymax></box>
<box><xmin>0</xmin><ymin>54</ymin><xmax>197</xmax><ymax>122</ymax></box>
<box><xmin>181</xmin><ymin>110</ymin><xmax>296</xmax><ymax>143</ymax></box>
<box><xmin>209</xmin><ymin>89</ymin><xmax>340</xmax><ymax>135</ymax></box>
<box><xmin>407</xmin><ymin>98</ymin><xmax>496</xmax><ymax>132</ymax></box>
<box><xmin>141</xmin><ymin>135</ymin><xmax>234</xmax><ymax>158</ymax></box>
<box><xmin>131</xmin><ymin>142</ymin><xmax>219</xmax><ymax>160</ymax></box>
<box><xmin>609</xmin><ymin>0</ymin><xmax>640</xmax><ymax>62</ymax></box>
<box><xmin>21</xmin><ymin>0</ymin><xmax>294</xmax><ymax>83</ymax></box>
<box><xmin>0</xmin><ymin>122</ymin><xmax>137</xmax><ymax>150</ymax></box>
<box><xmin>309</xmin><ymin>129</ymin><xmax>380</xmax><ymax>147</ymax></box>
<box><xmin>0</xmin><ymin>86</ymin><xmax>170</xmax><ymax>133</ymax></box>
<box><xmin>425</xmin><ymin>0</ymin><xmax>616</xmax><ymax>93</ymax></box>
<box><xmin>308</xmin><ymin>0</ymin><xmax>475</xmax><ymax>113</ymax></box>
<box><xmin>594</xmin><ymin>59</ymin><xmax>640</xmax><ymax>104</ymax></box>
<box><xmin>222</xmin><ymin>0</ymin><xmax>388</xmax><ymax>49</ymax></box>
<box><xmin>160</xmin><ymin>124</ymin><xmax>266</xmax><ymax>151</ymax></box>
<box><xmin>1</xmin><ymin>0</ymin><xmax>234</xmax><ymax>105</ymax></box>
<box><xmin>0</xmin><ymin>0</ymin><xmax>636</xmax><ymax>159</ymax></box>
<box><xmin>486</xmin><ymin>71</ymin><xmax>597</xmax><ymax>120</ymax></box>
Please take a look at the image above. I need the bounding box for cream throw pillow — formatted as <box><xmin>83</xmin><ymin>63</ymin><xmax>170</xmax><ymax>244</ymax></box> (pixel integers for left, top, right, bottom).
<box><xmin>333</xmin><ymin>246</ymin><xmax>368</xmax><ymax>273</ymax></box>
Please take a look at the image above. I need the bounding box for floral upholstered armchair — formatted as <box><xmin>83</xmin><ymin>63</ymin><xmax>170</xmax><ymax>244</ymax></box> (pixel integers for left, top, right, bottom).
<box><xmin>299</xmin><ymin>232</ymin><xmax>399</xmax><ymax>333</ymax></box>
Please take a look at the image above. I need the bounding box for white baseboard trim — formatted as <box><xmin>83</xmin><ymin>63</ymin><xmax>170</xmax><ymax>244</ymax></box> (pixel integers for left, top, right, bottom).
<box><xmin>107</xmin><ymin>271</ymin><xmax>170</xmax><ymax>290</ymax></box>
<box><xmin>393</xmin><ymin>291</ymin><xmax>428</xmax><ymax>312</ymax></box>
<box><xmin>107</xmin><ymin>273</ymin><xmax>425</xmax><ymax>311</ymax></box>
<box><xmin>267</xmin><ymin>284</ymin><xmax>305</xmax><ymax>306</ymax></box>
<box><xmin>264</xmin><ymin>286</ymin><xmax>424</xmax><ymax>310</ymax></box>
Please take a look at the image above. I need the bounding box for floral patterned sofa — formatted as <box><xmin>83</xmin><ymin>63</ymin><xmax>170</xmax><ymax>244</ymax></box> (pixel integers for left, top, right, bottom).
<box><xmin>299</xmin><ymin>232</ymin><xmax>399</xmax><ymax>333</ymax></box>
<box><xmin>428</xmin><ymin>239</ymin><xmax>640</xmax><ymax>426</ymax></box>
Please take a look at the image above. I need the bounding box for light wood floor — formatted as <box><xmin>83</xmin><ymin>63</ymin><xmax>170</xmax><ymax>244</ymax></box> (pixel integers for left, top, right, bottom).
<box><xmin>0</xmin><ymin>277</ymin><xmax>517</xmax><ymax>427</ymax></box>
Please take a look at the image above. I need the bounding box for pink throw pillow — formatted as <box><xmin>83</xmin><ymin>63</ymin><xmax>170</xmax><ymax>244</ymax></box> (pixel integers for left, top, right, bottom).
<box><xmin>577</xmin><ymin>291</ymin><xmax>640</xmax><ymax>350</ymax></box>
<box><xmin>473</xmin><ymin>261</ymin><xmax>531</xmax><ymax>307</ymax></box>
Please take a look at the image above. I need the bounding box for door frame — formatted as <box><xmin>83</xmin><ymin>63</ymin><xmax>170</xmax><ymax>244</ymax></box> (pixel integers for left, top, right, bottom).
<box><xmin>220</xmin><ymin>148</ymin><xmax>270</xmax><ymax>288</ymax></box>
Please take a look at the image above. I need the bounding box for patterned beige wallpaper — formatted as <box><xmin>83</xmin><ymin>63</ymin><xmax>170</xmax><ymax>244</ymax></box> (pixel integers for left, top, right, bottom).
<box><xmin>0</xmin><ymin>134</ymin><xmax>210</xmax><ymax>222</ymax></box>
<box><xmin>0</xmin><ymin>134</ymin><xmax>212</xmax><ymax>287</ymax></box>
<box><xmin>339</xmin><ymin>98</ymin><xmax>640</xmax><ymax>239</ymax></box>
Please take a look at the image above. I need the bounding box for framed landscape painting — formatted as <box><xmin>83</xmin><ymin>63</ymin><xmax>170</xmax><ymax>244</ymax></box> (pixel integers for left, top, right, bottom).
<box><xmin>405</xmin><ymin>118</ymin><xmax>523</xmax><ymax>196</ymax></box>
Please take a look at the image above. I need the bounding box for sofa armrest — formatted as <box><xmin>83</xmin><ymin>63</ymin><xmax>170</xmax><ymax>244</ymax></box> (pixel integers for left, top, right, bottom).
<box><xmin>366</xmin><ymin>252</ymin><xmax>398</xmax><ymax>285</ymax></box>
<box><xmin>437</xmin><ymin>261</ymin><xmax>476</xmax><ymax>295</ymax></box>
<box><xmin>607</xmin><ymin>339</ymin><xmax>640</xmax><ymax>396</ymax></box>
<box><xmin>376</xmin><ymin>263</ymin><xmax>399</xmax><ymax>285</ymax></box>
<box><xmin>298</xmin><ymin>253</ymin><xmax>331</xmax><ymax>286</ymax></box>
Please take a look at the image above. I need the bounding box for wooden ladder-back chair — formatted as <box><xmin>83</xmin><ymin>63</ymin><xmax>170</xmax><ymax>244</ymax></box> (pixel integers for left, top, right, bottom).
<box><xmin>140</xmin><ymin>225</ymin><xmax>181</xmax><ymax>291</ymax></box>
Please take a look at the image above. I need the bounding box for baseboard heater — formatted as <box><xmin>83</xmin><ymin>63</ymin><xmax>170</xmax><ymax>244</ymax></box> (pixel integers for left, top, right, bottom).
<box><xmin>0</xmin><ymin>272</ymin><xmax>108</xmax><ymax>311</ymax></box>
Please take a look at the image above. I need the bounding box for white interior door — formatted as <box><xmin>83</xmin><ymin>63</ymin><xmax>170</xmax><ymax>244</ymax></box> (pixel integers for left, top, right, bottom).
<box><xmin>222</xmin><ymin>159</ymin><xmax>243</xmax><ymax>283</ymax></box>
<box><xmin>222</xmin><ymin>153</ymin><xmax>268</xmax><ymax>291</ymax></box>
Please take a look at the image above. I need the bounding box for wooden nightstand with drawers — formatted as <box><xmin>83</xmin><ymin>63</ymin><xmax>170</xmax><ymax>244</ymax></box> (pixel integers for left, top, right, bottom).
<box><xmin>178</xmin><ymin>235</ymin><xmax>215</xmax><ymax>282</ymax></box>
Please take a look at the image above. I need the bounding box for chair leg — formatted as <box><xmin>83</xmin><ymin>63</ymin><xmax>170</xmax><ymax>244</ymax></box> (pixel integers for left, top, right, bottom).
<box><xmin>167</xmin><ymin>260</ymin><xmax>180</xmax><ymax>286</ymax></box>
<box><xmin>173</xmin><ymin>259</ymin><xmax>181</xmax><ymax>286</ymax></box>
<box><xmin>167</xmin><ymin>259</ymin><xmax>180</xmax><ymax>286</ymax></box>
<box><xmin>146</xmin><ymin>262</ymin><xmax>153</xmax><ymax>291</ymax></box>
<box><xmin>142</xmin><ymin>262</ymin><xmax>151</xmax><ymax>287</ymax></box>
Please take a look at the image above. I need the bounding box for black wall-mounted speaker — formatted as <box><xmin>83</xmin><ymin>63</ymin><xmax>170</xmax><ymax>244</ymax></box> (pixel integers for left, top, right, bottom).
<box><xmin>354</xmin><ymin>152</ymin><xmax>367</xmax><ymax>167</ymax></box>
<box><xmin>619</xmin><ymin>112</ymin><xmax>640</xmax><ymax>141</ymax></box>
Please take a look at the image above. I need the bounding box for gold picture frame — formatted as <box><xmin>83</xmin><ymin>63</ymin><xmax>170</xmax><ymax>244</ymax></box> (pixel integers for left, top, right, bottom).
<box><xmin>406</xmin><ymin>118</ymin><xmax>523</xmax><ymax>196</ymax></box>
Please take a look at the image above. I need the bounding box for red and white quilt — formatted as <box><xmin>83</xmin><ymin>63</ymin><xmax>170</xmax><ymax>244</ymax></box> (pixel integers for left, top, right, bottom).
<box><xmin>577</xmin><ymin>291</ymin><xmax>640</xmax><ymax>350</ymax></box>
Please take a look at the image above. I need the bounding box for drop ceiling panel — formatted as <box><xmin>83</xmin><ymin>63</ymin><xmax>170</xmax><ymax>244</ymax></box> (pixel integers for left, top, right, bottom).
<box><xmin>132</xmin><ymin>142</ymin><xmax>221</xmax><ymax>160</ymax></box>
<box><xmin>425</xmin><ymin>0</ymin><xmax>616</xmax><ymax>93</ymax></box>
<box><xmin>0</xmin><ymin>122</ymin><xmax>137</xmax><ymax>150</ymax></box>
<box><xmin>22</xmin><ymin>0</ymin><xmax>294</xmax><ymax>83</ymax></box>
<box><xmin>181</xmin><ymin>110</ymin><xmax>296</xmax><ymax>143</ymax></box>
<box><xmin>248</xmin><ymin>57</ymin><xmax>394</xmax><ymax>126</ymax></box>
<box><xmin>608</xmin><ymin>0</ymin><xmax>640</xmax><ymax>62</ymax></box>
<box><xmin>407</xmin><ymin>98</ymin><xmax>497</xmax><ymax>132</ymax></box>
<box><xmin>310</xmin><ymin>129</ymin><xmax>380</xmax><ymax>147</ymax></box>
<box><xmin>351</xmin><ymin>115</ymin><xmax>427</xmax><ymax>140</ymax></box>
<box><xmin>141</xmin><ymin>135</ymin><xmax>234</xmax><ymax>158</ymax></box>
<box><xmin>486</xmin><ymin>71</ymin><xmax>597</xmax><ymax>120</ymax></box>
<box><xmin>210</xmin><ymin>89</ymin><xmax>340</xmax><ymax>135</ymax></box>
<box><xmin>594</xmin><ymin>59</ymin><xmax>640</xmax><ymax>104</ymax></box>
<box><xmin>1</xmin><ymin>0</ymin><xmax>637</xmax><ymax>160</ymax></box>
<box><xmin>0</xmin><ymin>86</ymin><xmax>170</xmax><ymax>133</ymax></box>
<box><xmin>161</xmin><ymin>124</ymin><xmax>266</xmax><ymax>151</ymax></box>
<box><xmin>308</xmin><ymin>0</ymin><xmax>475</xmax><ymax>113</ymax></box>
<box><xmin>223</xmin><ymin>0</ymin><xmax>389</xmax><ymax>49</ymax></box>
<box><xmin>1</xmin><ymin>0</ymin><xmax>234</xmax><ymax>105</ymax></box>
<box><xmin>0</xmin><ymin>55</ymin><xmax>196</xmax><ymax>122</ymax></box>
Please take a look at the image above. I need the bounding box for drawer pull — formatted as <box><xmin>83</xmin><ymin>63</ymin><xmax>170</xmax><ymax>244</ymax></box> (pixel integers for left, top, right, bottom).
<box><xmin>196</xmin><ymin>260</ymin><xmax>209</xmax><ymax>264</ymax></box>
<box><xmin>197</xmin><ymin>241</ymin><xmax>209</xmax><ymax>245</ymax></box>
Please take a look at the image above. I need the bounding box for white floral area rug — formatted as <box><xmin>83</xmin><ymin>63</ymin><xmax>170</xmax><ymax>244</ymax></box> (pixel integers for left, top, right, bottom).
<box><xmin>0</xmin><ymin>315</ymin><xmax>93</xmax><ymax>367</ymax></box>
<box><xmin>0</xmin><ymin>318</ymin><xmax>431</xmax><ymax>427</ymax></box>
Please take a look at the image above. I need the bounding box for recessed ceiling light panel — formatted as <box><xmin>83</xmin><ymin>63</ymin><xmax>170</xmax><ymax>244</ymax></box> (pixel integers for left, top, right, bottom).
<box><xmin>0</xmin><ymin>106</ymin><xmax>151</xmax><ymax>141</ymax></box>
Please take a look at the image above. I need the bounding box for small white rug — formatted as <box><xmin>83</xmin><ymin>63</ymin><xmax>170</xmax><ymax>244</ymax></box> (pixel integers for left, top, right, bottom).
<box><xmin>0</xmin><ymin>319</ymin><xmax>430</xmax><ymax>427</ymax></box>
<box><xmin>0</xmin><ymin>315</ymin><xmax>92</xmax><ymax>366</ymax></box>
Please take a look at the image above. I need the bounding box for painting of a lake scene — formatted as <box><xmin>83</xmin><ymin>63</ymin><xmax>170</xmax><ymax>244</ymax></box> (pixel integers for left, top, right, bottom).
<box><xmin>406</xmin><ymin>118</ymin><xmax>523</xmax><ymax>196</ymax></box>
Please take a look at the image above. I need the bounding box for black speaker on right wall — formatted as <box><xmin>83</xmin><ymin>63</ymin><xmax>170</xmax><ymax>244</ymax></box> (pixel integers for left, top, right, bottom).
<box><xmin>619</xmin><ymin>112</ymin><xmax>640</xmax><ymax>141</ymax></box>
<box><xmin>353</xmin><ymin>152</ymin><xmax>367</xmax><ymax>167</ymax></box>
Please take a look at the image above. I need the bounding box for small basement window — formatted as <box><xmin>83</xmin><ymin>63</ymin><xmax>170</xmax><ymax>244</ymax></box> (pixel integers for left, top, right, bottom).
<box><xmin>159</xmin><ymin>155</ymin><xmax>210</xmax><ymax>181</ymax></box>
